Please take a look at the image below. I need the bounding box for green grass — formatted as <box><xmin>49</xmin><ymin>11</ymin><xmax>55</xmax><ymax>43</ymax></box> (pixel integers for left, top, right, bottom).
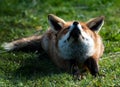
<box><xmin>0</xmin><ymin>0</ymin><xmax>120</xmax><ymax>86</ymax></box>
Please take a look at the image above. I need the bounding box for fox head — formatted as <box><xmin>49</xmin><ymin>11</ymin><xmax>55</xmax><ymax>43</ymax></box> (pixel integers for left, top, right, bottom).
<box><xmin>48</xmin><ymin>14</ymin><xmax>104</xmax><ymax>61</ymax></box>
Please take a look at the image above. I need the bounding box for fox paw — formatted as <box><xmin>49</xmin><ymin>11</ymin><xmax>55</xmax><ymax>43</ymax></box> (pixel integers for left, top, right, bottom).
<box><xmin>71</xmin><ymin>64</ymin><xmax>84</xmax><ymax>80</ymax></box>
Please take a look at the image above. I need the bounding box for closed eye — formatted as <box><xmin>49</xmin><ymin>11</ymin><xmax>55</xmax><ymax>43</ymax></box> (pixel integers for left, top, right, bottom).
<box><xmin>61</xmin><ymin>26</ymin><xmax>70</xmax><ymax>34</ymax></box>
<box><xmin>64</xmin><ymin>26</ymin><xmax>70</xmax><ymax>30</ymax></box>
<box><xmin>81</xmin><ymin>26</ymin><xmax>84</xmax><ymax>29</ymax></box>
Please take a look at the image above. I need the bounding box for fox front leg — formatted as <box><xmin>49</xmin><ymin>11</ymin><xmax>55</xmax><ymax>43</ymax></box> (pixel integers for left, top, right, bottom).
<box><xmin>70</xmin><ymin>60</ymin><xmax>84</xmax><ymax>80</ymax></box>
<box><xmin>84</xmin><ymin>58</ymin><xmax>99</xmax><ymax>77</ymax></box>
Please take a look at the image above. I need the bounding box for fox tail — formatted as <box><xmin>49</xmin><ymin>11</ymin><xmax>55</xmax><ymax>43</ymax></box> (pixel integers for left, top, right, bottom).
<box><xmin>1</xmin><ymin>35</ymin><xmax>43</xmax><ymax>52</ymax></box>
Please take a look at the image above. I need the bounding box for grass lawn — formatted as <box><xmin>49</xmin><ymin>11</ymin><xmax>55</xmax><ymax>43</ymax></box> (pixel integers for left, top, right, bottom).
<box><xmin>0</xmin><ymin>0</ymin><xmax>120</xmax><ymax>86</ymax></box>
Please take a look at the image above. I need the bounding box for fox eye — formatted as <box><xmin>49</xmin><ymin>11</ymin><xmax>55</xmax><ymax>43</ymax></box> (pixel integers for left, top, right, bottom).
<box><xmin>65</xmin><ymin>26</ymin><xmax>70</xmax><ymax>30</ymax></box>
<box><xmin>81</xmin><ymin>26</ymin><xmax>84</xmax><ymax>29</ymax></box>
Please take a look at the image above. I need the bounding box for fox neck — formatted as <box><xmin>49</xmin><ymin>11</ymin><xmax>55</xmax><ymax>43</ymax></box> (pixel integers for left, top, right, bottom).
<box><xmin>58</xmin><ymin>38</ymin><xmax>95</xmax><ymax>62</ymax></box>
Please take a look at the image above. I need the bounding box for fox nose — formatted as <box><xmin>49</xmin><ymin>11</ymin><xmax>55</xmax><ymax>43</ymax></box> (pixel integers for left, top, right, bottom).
<box><xmin>73</xmin><ymin>21</ymin><xmax>79</xmax><ymax>26</ymax></box>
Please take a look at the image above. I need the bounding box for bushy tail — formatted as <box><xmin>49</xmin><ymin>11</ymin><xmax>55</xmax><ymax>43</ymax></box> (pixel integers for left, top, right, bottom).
<box><xmin>2</xmin><ymin>35</ymin><xmax>43</xmax><ymax>52</ymax></box>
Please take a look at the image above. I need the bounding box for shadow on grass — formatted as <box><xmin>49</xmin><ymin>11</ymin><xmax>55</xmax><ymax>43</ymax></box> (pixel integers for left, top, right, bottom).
<box><xmin>13</xmin><ymin>53</ymin><xmax>64</xmax><ymax>79</ymax></box>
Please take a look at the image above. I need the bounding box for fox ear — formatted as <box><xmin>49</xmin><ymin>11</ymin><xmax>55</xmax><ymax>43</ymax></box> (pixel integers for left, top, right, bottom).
<box><xmin>86</xmin><ymin>16</ymin><xmax>104</xmax><ymax>33</ymax></box>
<box><xmin>48</xmin><ymin>14</ymin><xmax>66</xmax><ymax>32</ymax></box>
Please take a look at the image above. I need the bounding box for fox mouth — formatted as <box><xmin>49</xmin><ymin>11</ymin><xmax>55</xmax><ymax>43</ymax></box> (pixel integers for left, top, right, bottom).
<box><xmin>67</xmin><ymin>22</ymin><xmax>81</xmax><ymax>41</ymax></box>
<box><xmin>67</xmin><ymin>28</ymin><xmax>80</xmax><ymax>41</ymax></box>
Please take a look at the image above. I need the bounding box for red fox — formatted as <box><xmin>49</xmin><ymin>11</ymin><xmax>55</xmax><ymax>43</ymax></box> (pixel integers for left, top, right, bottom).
<box><xmin>2</xmin><ymin>14</ymin><xmax>104</xmax><ymax>79</ymax></box>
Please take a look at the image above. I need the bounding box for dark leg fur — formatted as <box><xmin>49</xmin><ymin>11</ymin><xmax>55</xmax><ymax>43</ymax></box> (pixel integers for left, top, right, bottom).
<box><xmin>84</xmin><ymin>58</ymin><xmax>99</xmax><ymax>77</ymax></box>
<box><xmin>70</xmin><ymin>59</ymin><xmax>84</xmax><ymax>80</ymax></box>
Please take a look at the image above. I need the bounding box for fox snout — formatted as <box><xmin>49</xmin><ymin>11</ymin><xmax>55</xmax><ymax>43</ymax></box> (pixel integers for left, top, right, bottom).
<box><xmin>69</xmin><ymin>21</ymin><xmax>81</xmax><ymax>40</ymax></box>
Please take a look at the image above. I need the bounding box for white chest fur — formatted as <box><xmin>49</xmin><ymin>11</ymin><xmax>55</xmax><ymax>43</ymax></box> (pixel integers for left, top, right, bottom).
<box><xmin>58</xmin><ymin>33</ymin><xmax>95</xmax><ymax>62</ymax></box>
